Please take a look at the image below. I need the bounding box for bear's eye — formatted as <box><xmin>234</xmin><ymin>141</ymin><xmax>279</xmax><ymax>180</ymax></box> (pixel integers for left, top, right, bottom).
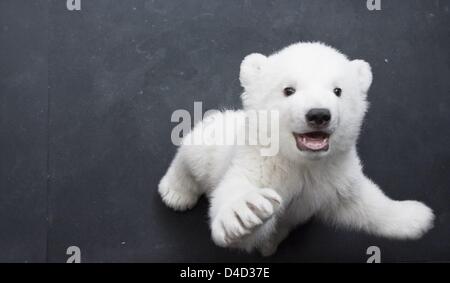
<box><xmin>333</xmin><ymin>87</ymin><xmax>342</xmax><ymax>97</ymax></box>
<box><xmin>283</xmin><ymin>87</ymin><xmax>296</xmax><ymax>96</ymax></box>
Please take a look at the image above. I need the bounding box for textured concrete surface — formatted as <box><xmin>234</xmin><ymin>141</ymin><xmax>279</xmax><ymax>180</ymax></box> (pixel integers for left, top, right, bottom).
<box><xmin>1</xmin><ymin>0</ymin><xmax>449</xmax><ymax>262</ymax></box>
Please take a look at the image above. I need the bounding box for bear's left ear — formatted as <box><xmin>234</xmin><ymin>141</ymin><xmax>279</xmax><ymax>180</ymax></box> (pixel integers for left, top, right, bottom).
<box><xmin>240</xmin><ymin>53</ymin><xmax>267</xmax><ymax>90</ymax></box>
<box><xmin>351</xmin><ymin>59</ymin><xmax>373</xmax><ymax>93</ymax></box>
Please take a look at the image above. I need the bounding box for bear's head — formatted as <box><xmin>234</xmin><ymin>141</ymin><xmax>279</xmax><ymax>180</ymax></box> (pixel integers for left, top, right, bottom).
<box><xmin>240</xmin><ymin>42</ymin><xmax>372</xmax><ymax>161</ymax></box>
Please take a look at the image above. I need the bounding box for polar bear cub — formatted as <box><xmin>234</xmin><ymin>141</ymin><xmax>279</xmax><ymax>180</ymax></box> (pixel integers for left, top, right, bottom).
<box><xmin>158</xmin><ymin>42</ymin><xmax>434</xmax><ymax>256</ymax></box>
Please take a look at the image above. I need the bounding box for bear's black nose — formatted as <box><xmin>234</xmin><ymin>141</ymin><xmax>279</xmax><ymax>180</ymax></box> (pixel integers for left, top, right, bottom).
<box><xmin>306</xmin><ymin>108</ymin><xmax>331</xmax><ymax>128</ymax></box>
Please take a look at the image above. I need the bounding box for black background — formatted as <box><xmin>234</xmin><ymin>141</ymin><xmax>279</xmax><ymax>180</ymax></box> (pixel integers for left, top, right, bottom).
<box><xmin>0</xmin><ymin>0</ymin><xmax>449</xmax><ymax>262</ymax></box>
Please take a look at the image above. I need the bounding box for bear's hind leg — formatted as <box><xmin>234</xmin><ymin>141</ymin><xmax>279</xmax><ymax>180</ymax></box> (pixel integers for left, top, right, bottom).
<box><xmin>158</xmin><ymin>153</ymin><xmax>201</xmax><ymax>211</ymax></box>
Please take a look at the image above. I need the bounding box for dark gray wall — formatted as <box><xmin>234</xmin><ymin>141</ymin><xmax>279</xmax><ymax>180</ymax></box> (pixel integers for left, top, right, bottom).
<box><xmin>0</xmin><ymin>1</ymin><xmax>48</xmax><ymax>262</ymax></box>
<box><xmin>1</xmin><ymin>0</ymin><xmax>449</xmax><ymax>262</ymax></box>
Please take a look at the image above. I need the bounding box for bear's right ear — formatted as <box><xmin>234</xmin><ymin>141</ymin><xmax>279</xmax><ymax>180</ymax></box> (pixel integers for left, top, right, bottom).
<box><xmin>351</xmin><ymin>59</ymin><xmax>373</xmax><ymax>93</ymax></box>
<box><xmin>239</xmin><ymin>53</ymin><xmax>267</xmax><ymax>89</ymax></box>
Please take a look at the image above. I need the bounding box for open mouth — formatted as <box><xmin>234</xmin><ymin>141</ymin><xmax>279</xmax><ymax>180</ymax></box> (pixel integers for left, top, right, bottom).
<box><xmin>293</xmin><ymin>132</ymin><xmax>330</xmax><ymax>152</ymax></box>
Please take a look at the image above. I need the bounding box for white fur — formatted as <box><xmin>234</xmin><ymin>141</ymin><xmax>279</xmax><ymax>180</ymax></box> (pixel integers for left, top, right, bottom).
<box><xmin>158</xmin><ymin>42</ymin><xmax>434</xmax><ymax>256</ymax></box>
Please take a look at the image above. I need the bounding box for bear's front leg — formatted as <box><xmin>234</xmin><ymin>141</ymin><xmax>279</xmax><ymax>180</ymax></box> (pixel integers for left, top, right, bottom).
<box><xmin>208</xmin><ymin>166</ymin><xmax>282</xmax><ymax>249</ymax></box>
<box><xmin>211</xmin><ymin>187</ymin><xmax>282</xmax><ymax>248</ymax></box>
<box><xmin>321</xmin><ymin>172</ymin><xmax>434</xmax><ymax>240</ymax></box>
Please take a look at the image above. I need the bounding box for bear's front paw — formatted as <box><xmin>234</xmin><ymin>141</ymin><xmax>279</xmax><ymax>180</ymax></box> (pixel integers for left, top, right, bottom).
<box><xmin>385</xmin><ymin>200</ymin><xmax>435</xmax><ymax>240</ymax></box>
<box><xmin>211</xmin><ymin>188</ymin><xmax>282</xmax><ymax>247</ymax></box>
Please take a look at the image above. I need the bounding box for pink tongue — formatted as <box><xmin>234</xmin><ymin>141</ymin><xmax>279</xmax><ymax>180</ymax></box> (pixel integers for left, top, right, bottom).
<box><xmin>296</xmin><ymin>135</ymin><xmax>328</xmax><ymax>151</ymax></box>
<box><xmin>304</xmin><ymin>138</ymin><xmax>326</xmax><ymax>150</ymax></box>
